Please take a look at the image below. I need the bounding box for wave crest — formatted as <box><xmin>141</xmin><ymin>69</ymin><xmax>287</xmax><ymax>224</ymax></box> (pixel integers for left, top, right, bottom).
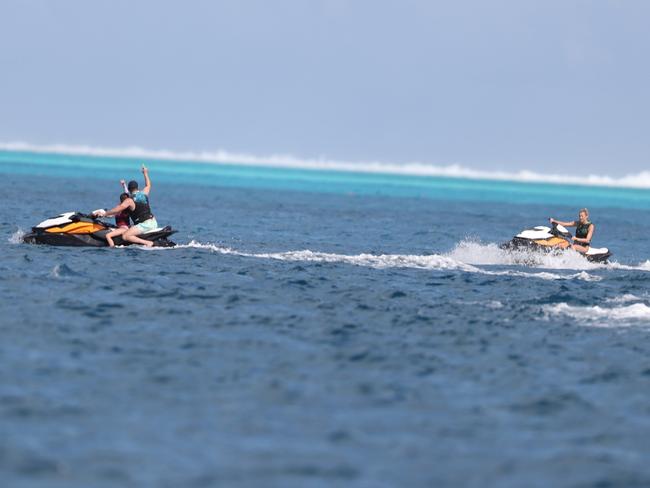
<box><xmin>8</xmin><ymin>229</ymin><xmax>25</xmax><ymax>244</ymax></box>
<box><xmin>544</xmin><ymin>302</ymin><xmax>650</xmax><ymax>326</ymax></box>
<box><xmin>448</xmin><ymin>240</ymin><xmax>602</xmax><ymax>270</ymax></box>
<box><xmin>3</xmin><ymin>141</ymin><xmax>650</xmax><ymax>189</ymax></box>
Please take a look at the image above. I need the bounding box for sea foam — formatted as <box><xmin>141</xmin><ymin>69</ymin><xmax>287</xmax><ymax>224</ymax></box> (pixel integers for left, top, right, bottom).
<box><xmin>447</xmin><ymin>240</ymin><xmax>601</xmax><ymax>270</ymax></box>
<box><xmin>173</xmin><ymin>241</ymin><xmax>599</xmax><ymax>281</ymax></box>
<box><xmin>3</xmin><ymin>141</ymin><xmax>650</xmax><ymax>189</ymax></box>
<box><xmin>544</xmin><ymin>302</ymin><xmax>650</xmax><ymax>325</ymax></box>
<box><xmin>8</xmin><ymin>229</ymin><xmax>25</xmax><ymax>244</ymax></box>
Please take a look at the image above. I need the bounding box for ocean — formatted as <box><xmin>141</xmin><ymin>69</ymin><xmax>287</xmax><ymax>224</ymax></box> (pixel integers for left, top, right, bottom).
<box><xmin>1</xmin><ymin>148</ymin><xmax>650</xmax><ymax>487</ymax></box>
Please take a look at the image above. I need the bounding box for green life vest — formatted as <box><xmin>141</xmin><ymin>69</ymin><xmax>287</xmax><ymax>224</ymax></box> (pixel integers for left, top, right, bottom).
<box><xmin>575</xmin><ymin>221</ymin><xmax>592</xmax><ymax>240</ymax></box>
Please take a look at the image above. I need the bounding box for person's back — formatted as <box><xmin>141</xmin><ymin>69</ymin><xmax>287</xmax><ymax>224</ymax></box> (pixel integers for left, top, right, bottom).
<box><xmin>129</xmin><ymin>189</ymin><xmax>154</xmax><ymax>226</ymax></box>
<box><xmin>103</xmin><ymin>192</ymin><xmax>134</xmax><ymax>247</ymax></box>
<box><xmin>121</xmin><ymin>165</ymin><xmax>158</xmax><ymax>247</ymax></box>
<box><xmin>95</xmin><ymin>165</ymin><xmax>158</xmax><ymax>247</ymax></box>
<box><xmin>115</xmin><ymin>193</ymin><xmax>131</xmax><ymax>229</ymax></box>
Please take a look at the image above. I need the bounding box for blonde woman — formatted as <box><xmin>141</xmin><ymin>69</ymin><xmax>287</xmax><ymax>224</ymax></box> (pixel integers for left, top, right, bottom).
<box><xmin>549</xmin><ymin>208</ymin><xmax>594</xmax><ymax>254</ymax></box>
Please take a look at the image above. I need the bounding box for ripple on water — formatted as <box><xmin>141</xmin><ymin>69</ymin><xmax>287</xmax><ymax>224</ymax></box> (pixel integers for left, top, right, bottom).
<box><xmin>50</xmin><ymin>263</ymin><xmax>81</xmax><ymax>278</ymax></box>
<box><xmin>509</xmin><ymin>392</ymin><xmax>593</xmax><ymax>416</ymax></box>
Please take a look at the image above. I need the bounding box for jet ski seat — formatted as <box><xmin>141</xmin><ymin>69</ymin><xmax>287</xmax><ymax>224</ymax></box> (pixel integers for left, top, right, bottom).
<box><xmin>143</xmin><ymin>225</ymin><xmax>173</xmax><ymax>234</ymax></box>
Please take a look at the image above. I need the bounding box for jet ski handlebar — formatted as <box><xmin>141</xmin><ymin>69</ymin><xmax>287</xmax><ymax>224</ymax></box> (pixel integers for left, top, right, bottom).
<box><xmin>70</xmin><ymin>212</ymin><xmax>100</xmax><ymax>221</ymax></box>
<box><xmin>75</xmin><ymin>212</ymin><xmax>116</xmax><ymax>228</ymax></box>
<box><xmin>551</xmin><ymin>223</ymin><xmax>573</xmax><ymax>239</ymax></box>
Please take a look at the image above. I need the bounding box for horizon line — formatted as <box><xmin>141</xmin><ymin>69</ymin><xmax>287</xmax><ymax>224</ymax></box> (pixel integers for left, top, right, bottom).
<box><xmin>1</xmin><ymin>141</ymin><xmax>650</xmax><ymax>190</ymax></box>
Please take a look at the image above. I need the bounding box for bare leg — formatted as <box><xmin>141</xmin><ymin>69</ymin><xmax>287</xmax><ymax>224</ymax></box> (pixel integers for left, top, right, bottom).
<box><xmin>572</xmin><ymin>244</ymin><xmax>589</xmax><ymax>254</ymax></box>
<box><xmin>122</xmin><ymin>226</ymin><xmax>154</xmax><ymax>247</ymax></box>
<box><xmin>105</xmin><ymin>228</ymin><xmax>128</xmax><ymax>248</ymax></box>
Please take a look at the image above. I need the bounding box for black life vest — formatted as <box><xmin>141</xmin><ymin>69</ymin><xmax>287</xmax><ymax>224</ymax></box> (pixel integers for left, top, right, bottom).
<box><xmin>130</xmin><ymin>192</ymin><xmax>154</xmax><ymax>224</ymax></box>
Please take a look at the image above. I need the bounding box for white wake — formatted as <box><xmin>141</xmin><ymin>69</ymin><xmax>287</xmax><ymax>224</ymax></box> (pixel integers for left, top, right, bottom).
<box><xmin>544</xmin><ymin>302</ymin><xmax>650</xmax><ymax>326</ymax></box>
<box><xmin>172</xmin><ymin>241</ymin><xmax>601</xmax><ymax>281</ymax></box>
<box><xmin>8</xmin><ymin>229</ymin><xmax>26</xmax><ymax>244</ymax></box>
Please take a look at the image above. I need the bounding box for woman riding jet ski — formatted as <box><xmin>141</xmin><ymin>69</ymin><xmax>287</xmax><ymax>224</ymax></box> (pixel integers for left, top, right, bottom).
<box><xmin>501</xmin><ymin>208</ymin><xmax>611</xmax><ymax>263</ymax></box>
<box><xmin>549</xmin><ymin>208</ymin><xmax>595</xmax><ymax>254</ymax></box>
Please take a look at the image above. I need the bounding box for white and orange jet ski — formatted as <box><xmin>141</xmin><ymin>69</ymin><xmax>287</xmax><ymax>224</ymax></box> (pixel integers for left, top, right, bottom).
<box><xmin>23</xmin><ymin>212</ymin><xmax>176</xmax><ymax>247</ymax></box>
<box><xmin>501</xmin><ymin>223</ymin><xmax>611</xmax><ymax>263</ymax></box>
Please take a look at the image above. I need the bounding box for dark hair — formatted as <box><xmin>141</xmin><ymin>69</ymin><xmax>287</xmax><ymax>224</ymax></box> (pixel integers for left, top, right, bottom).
<box><xmin>119</xmin><ymin>192</ymin><xmax>130</xmax><ymax>202</ymax></box>
<box><xmin>127</xmin><ymin>180</ymin><xmax>139</xmax><ymax>192</ymax></box>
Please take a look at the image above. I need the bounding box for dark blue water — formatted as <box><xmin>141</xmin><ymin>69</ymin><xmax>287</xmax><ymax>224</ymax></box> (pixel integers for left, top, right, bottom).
<box><xmin>2</xmin><ymin>158</ymin><xmax>650</xmax><ymax>487</ymax></box>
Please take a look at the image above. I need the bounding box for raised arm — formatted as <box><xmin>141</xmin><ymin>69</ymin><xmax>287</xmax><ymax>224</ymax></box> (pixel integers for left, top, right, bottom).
<box><xmin>120</xmin><ymin>179</ymin><xmax>128</xmax><ymax>193</ymax></box>
<box><xmin>142</xmin><ymin>165</ymin><xmax>151</xmax><ymax>196</ymax></box>
<box><xmin>549</xmin><ymin>218</ymin><xmax>576</xmax><ymax>227</ymax></box>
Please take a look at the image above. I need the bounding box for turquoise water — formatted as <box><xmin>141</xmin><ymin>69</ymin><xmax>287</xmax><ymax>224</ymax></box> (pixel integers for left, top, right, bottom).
<box><xmin>2</xmin><ymin>149</ymin><xmax>650</xmax><ymax>208</ymax></box>
<box><xmin>2</xmin><ymin>150</ymin><xmax>650</xmax><ymax>487</ymax></box>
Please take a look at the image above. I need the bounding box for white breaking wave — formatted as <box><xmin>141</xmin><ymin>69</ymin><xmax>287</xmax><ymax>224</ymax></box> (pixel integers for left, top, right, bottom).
<box><xmin>605</xmin><ymin>294</ymin><xmax>643</xmax><ymax>304</ymax></box>
<box><xmin>3</xmin><ymin>141</ymin><xmax>650</xmax><ymax>189</ymax></box>
<box><xmin>449</xmin><ymin>240</ymin><xmax>650</xmax><ymax>273</ymax></box>
<box><xmin>173</xmin><ymin>241</ymin><xmax>600</xmax><ymax>281</ymax></box>
<box><xmin>8</xmin><ymin>229</ymin><xmax>25</xmax><ymax>244</ymax></box>
<box><xmin>50</xmin><ymin>264</ymin><xmax>63</xmax><ymax>279</ymax></box>
<box><xmin>448</xmin><ymin>240</ymin><xmax>601</xmax><ymax>270</ymax></box>
<box><xmin>605</xmin><ymin>260</ymin><xmax>650</xmax><ymax>272</ymax></box>
<box><xmin>544</xmin><ymin>302</ymin><xmax>650</xmax><ymax>326</ymax></box>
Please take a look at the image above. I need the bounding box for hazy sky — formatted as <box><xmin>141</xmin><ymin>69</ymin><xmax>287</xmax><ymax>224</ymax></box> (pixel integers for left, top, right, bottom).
<box><xmin>1</xmin><ymin>0</ymin><xmax>648</xmax><ymax>174</ymax></box>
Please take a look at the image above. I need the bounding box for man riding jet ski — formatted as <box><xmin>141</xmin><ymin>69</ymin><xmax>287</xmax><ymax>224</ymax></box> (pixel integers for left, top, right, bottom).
<box><xmin>22</xmin><ymin>212</ymin><xmax>176</xmax><ymax>247</ymax></box>
<box><xmin>23</xmin><ymin>165</ymin><xmax>176</xmax><ymax>247</ymax></box>
<box><xmin>501</xmin><ymin>208</ymin><xmax>611</xmax><ymax>263</ymax></box>
<box><xmin>92</xmin><ymin>164</ymin><xmax>160</xmax><ymax>247</ymax></box>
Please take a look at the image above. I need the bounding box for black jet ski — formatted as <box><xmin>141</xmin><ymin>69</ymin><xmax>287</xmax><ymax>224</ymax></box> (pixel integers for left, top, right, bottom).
<box><xmin>501</xmin><ymin>223</ymin><xmax>611</xmax><ymax>263</ymax></box>
<box><xmin>23</xmin><ymin>212</ymin><xmax>176</xmax><ymax>247</ymax></box>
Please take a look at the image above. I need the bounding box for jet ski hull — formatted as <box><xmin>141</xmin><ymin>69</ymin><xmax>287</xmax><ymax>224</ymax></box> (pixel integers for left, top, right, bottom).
<box><xmin>23</xmin><ymin>228</ymin><xmax>176</xmax><ymax>247</ymax></box>
<box><xmin>22</xmin><ymin>213</ymin><xmax>177</xmax><ymax>247</ymax></box>
<box><xmin>501</xmin><ymin>237</ymin><xmax>611</xmax><ymax>263</ymax></box>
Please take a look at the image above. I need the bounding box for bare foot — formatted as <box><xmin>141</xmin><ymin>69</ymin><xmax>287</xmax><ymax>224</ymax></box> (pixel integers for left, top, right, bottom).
<box><xmin>143</xmin><ymin>241</ymin><xmax>154</xmax><ymax>248</ymax></box>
